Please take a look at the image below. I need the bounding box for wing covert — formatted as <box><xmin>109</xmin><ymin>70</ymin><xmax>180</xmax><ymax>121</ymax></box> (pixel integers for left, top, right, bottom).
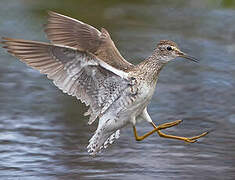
<box><xmin>45</xmin><ymin>11</ymin><xmax>134</xmax><ymax>71</ymax></box>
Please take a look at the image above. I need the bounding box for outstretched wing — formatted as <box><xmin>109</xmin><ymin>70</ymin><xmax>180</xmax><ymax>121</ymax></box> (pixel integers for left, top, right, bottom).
<box><xmin>45</xmin><ymin>11</ymin><xmax>134</xmax><ymax>71</ymax></box>
<box><xmin>2</xmin><ymin>38</ymin><xmax>131</xmax><ymax>125</ymax></box>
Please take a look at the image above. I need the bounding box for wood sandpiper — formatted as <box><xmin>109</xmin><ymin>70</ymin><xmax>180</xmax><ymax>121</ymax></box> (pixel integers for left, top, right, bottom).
<box><xmin>1</xmin><ymin>11</ymin><xmax>208</xmax><ymax>155</ymax></box>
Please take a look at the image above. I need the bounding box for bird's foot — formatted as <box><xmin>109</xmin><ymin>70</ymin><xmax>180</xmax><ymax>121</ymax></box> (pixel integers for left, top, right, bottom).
<box><xmin>154</xmin><ymin>128</ymin><xmax>209</xmax><ymax>143</ymax></box>
<box><xmin>183</xmin><ymin>131</ymin><xmax>209</xmax><ymax>143</ymax></box>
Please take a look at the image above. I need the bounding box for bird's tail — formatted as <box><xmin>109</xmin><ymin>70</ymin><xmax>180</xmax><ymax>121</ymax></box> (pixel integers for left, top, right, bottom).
<box><xmin>87</xmin><ymin>129</ymin><xmax>120</xmax><ymax>155</ymax></box>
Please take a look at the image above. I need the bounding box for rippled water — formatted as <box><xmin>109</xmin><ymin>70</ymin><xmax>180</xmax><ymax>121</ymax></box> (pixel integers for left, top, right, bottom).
<box><xmin>0</xmin><ymin>0</ymin><xmax>235</xmax><ymax>179</ymax></box>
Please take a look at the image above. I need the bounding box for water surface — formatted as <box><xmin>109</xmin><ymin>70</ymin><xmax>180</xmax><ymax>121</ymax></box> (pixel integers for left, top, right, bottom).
<box><xmin>0</xmin><ymin>0</ymin><xmax>235</xmax><ymax>179</ymax></box>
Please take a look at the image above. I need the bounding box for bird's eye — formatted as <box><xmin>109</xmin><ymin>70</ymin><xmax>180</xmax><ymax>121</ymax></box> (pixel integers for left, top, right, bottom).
<box><xmin>167</xmin><ymin>46</ymin><xmax>173</xmax><ymax>51</ymax></box>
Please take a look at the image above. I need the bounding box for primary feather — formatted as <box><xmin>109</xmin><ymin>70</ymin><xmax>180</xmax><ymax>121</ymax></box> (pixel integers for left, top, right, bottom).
<box><xmin>45</xmin><ymin>11</ymin><xmax>134</xmax><ymax>71</ymax></box>
<box><xmin>2</xmin><ymin>38</ymin><xmax>131</xmax><ymax>125</ymax></box>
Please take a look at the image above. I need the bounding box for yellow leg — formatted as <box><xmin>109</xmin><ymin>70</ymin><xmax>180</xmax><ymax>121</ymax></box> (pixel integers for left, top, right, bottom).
<box><xmin>151</xmin><ymin>122</ymin><xmax>208</xmax><ymax>143</ymax></box>
<box><xmin>133</xmin><ymin>120</ymin><xmax>182</xmax><ymax>141</ymax></box>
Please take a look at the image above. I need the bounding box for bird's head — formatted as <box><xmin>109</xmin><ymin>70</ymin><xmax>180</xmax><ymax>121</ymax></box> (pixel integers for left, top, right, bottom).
<box><xmin>155</xmin><ymin>40</ymin><xmax>198</xmax><ymax>63</ymax></box>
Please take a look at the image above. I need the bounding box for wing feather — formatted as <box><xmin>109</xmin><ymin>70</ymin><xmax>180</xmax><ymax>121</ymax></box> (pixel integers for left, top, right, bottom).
<box><xmin>45</xmin><ymin>11</ymin><xmax>134</xmax><ymax>71</ymax></box>
<box><xmin>2</xmin><ymin>37</ymin><xmax>131</xmax><ymax>124</ymax></box>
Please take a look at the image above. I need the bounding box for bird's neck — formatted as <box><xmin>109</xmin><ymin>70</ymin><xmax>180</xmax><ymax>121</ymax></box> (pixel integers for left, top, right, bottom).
<box><xmin>131</xmin><ymin>52</ymin><xmax>166</xmax><ymax>85</ymax></box>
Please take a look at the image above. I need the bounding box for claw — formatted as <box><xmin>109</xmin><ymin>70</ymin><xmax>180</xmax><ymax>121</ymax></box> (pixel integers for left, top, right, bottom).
<box><xmin>176</xmin><ymin>120</ymin><xmax>183</xmax><ymax>124</ymax></box>
<box><xmin>185</xmin><ymin>138</ymin><xmax>197</xmax><ymax>143</ymax></box>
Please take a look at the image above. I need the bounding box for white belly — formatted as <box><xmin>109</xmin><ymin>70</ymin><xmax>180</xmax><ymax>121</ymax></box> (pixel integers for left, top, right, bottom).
<box><xmin>125</xmin><ymin>83</ymin><xmax>155</xmax><ymax>123</ymax></box>
<box><xmin>97</xmin><ymin>82</ymin><xmax>156</xmax><ymax>133</ymax></box>
<box><xmin>90</xmin><ymin>82</ymin><xmax>156</xmax><ymax>153</ymax></box>
<box><xmin>113</xmin><ymin>83</ymin><xmax>155</xmax><ymax>126</ymax></box>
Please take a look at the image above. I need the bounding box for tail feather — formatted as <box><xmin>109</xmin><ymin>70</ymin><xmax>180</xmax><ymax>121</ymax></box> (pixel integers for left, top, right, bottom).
<box><xmin>103</xmin><ymin>130</ymin><xmax>120</xmax><ymax>149</ymax></box>
<box><xmin>87</xmin><ymin>129</ymin><xmax>120</xmax><ymax>155</ymax></box>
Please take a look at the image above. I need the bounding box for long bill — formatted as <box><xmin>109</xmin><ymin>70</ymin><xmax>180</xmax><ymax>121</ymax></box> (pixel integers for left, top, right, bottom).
<box><xmin>178</xmin><ymin>51</ymin><xmax>199</xmax><ymax>63</ymax></box>
<box><xmin>182</xmin><ymin>54</ymin><xmax>199</xmax><ymax>63</ymax></box>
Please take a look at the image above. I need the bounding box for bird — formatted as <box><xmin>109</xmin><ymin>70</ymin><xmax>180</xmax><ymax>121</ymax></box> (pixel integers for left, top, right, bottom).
<box><xmin>1</xmin><ymin>11</ymin><xmax>208</xmax><ymax>155</ymax></box>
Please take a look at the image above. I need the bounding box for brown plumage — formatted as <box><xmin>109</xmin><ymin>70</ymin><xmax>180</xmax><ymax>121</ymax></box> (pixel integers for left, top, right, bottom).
<box><xmin>1</xmin><ymin>12</ymin><xmax>208</xmax><ymax>155</ymax></box>
<box><xmin>1</xmin><ymin>37</ymin><xmax>130</xmax><ymax>125</ymax></box>
<box><xmin>45</xmin><ymin>11</ymin><xmax>133</xmax><ymax>71</ymax></box>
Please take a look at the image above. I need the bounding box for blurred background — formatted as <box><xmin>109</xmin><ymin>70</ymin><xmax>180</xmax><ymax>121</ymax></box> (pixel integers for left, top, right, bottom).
<box><xmin>0</xmin><ymin>0</ymin><xmax>235</xmax><ymax>179</ymax></box>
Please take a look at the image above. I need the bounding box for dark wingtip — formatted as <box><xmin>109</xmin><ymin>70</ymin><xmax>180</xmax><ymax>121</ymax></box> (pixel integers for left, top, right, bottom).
<box><xmin>1</xmin><ymin>37</ymin><xmax>9</xmax><ymax>46</ymax></box>
<box><xmin>2</xmin><ymin>37</ymin><xmax>13</xmax><ymax>42</ymax></box>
